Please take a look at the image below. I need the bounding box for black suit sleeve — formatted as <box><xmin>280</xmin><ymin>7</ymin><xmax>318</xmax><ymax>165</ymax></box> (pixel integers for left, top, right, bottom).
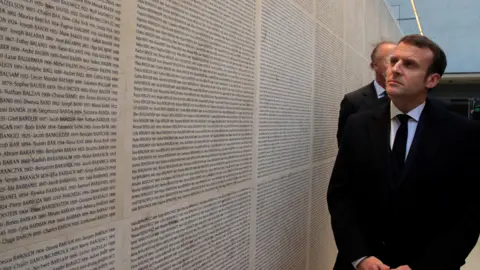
<box><xmin>337</xmin><ymin>95</ymin><xmax>356</xmax><ymax>147</ymax></box>
<box><xmin>328</xmin><ymin>116</ymin><xmax>372</xmax><ymax>263</ymax></box>
<box><xmin>409</xmin><ymin>123</ymin><xmax>480</xmax><ymax>269</ymax></box>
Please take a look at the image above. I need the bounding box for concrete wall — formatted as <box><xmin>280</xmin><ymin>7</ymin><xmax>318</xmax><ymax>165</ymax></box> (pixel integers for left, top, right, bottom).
<box><xmin>0</xmin><ymin>0</ymin><xmax>401</xmax><ymax>269</ymax></box>
<box><xmin>387</xmin><ymin>0</ymin><xmax>480</xmax><ymax>73</ymax></box>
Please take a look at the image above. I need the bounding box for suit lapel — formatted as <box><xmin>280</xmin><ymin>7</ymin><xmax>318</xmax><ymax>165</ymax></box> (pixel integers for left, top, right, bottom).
<box><xmin>368</xmin><ymin>103</ymin><xmax>391</xmax><ymax>192</ymax></box>
<box><xmin>361</xmin><ymin>81</ymin><xmax>379</xmax><ymax>108</ymax></box>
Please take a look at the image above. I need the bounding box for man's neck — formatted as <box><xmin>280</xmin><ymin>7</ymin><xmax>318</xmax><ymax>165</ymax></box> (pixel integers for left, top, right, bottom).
<box><xmin>374</xmin><ymin>75</ymin><xmax>386</xmax><ymax>89</ymax></box>
<box><xmin>391</xmin><ymin>94</ymin><xmax>427</xmax><ymax>114</ymax></box>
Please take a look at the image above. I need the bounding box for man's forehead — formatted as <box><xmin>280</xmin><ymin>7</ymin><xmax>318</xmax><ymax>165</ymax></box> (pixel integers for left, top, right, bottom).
<box><xmin>392</xmin><ymin>42</ymin><xmax>433</xmax><ymax>63</ymax></box>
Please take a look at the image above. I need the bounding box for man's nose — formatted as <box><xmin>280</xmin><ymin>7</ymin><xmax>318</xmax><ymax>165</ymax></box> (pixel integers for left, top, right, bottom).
<box><xmin>391</xmin><ymin>61</ymin><xmax>402</xmax><ymax>73</ymax></box>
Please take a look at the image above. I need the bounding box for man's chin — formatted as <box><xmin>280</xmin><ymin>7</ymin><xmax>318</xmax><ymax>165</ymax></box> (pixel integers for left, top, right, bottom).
<box><xmin>386</xmin><ymin>83</ymin><xmax>402</xmax><ymax>91</ymax></box>
<box><xmin>386</xmin><ymin>87</ymin><xmax>403</xmax><ymax>97</ymax></box>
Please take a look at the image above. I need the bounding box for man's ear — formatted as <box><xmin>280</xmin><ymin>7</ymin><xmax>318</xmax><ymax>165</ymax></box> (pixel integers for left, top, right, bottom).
<box><xmin>426</xmin><ymin>73</ymin><xmax>441</xmax><ymax>89</ymax></box>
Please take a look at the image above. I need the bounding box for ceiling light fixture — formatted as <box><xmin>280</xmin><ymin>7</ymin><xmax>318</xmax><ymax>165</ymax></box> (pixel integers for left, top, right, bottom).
<box><xmin>410</xmin><ymin>0</ymin><xmax>424</xmax><ymax>35</ymax></box>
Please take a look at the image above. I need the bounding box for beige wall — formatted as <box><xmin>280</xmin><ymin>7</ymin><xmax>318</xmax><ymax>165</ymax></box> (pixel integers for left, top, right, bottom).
<box><xmin>0</xmin><ymin>0</ymin><xmax>401</xmax><ymax>269</ymax></box>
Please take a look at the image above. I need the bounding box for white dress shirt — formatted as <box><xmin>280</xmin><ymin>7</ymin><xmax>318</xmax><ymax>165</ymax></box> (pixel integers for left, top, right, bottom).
<box><xmin>389</xmin><ymin>101</ymin><xmax>425</xmax><ymax>154</ymax></box>
<box><xmin>373</xmin><ymin>80</ymin><xmax>386</xmax><ymax>98</ymax></box>
<box><xmin>352</xmin><ymin>101</ymin><xmax>425</xmax><ymax>269</ymax></box>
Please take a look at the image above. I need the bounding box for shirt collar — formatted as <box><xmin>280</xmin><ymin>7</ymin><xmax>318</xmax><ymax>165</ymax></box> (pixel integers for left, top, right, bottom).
<box><xmin>373</xmin><ymin>80</ymin><xmax>386</xmax><ymax>98</ymax></box>
<box><xmin>390</xmin><ymin>101</ymin><xmax>425</xmax><ymax>122</ymax></box>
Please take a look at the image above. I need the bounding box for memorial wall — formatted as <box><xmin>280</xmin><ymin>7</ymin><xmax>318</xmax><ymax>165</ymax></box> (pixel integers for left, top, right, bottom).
<box><xmin>0</xmin><ymin>0</ymin><xmax>401</xmax><ymax>269</ymax></box>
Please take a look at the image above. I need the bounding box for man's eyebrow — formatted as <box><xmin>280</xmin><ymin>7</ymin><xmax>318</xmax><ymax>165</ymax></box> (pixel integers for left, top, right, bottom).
<box><xmin>402</xmin><ymin>57</ymin><xmax>420</xmax><ymax>65</ymax></box>
<box><xmin>389</xmin><ymin>56</ymin><xmax>419</xmax><ymax>65</ymax></box>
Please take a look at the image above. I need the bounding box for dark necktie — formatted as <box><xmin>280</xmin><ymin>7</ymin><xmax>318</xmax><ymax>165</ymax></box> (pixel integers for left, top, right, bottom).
<box><xmin>391</xmin><ymin>114</ymin><xmax>410</xmax><ymax>185</ymax></box>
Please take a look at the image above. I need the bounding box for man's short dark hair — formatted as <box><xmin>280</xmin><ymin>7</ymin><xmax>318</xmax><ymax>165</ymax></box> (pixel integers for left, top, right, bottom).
<box><xmin>399</xmin><ymin>34</ymin><xmax>447</xmax><ymax>77</ymax></box>
<box><xmin>370</xmin><ymin>41</ymin><xmax>396</xmax><ymax>69</ymax></box>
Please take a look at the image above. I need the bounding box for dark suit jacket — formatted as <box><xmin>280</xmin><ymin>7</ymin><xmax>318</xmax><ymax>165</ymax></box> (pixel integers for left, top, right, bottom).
<box><xmin>337</xmin><ymin>82</ymin><xmax>380</xmax><ymax>147</ymax></box>
<box><xmin>337</xmin><ymin>81</ymin><xmax>452</xmax><ymax>147</ymax></box>
<box><xmin>328</xmin><ymin>100</ymin><xmax>480</xmax><ymax>270</ymax></box>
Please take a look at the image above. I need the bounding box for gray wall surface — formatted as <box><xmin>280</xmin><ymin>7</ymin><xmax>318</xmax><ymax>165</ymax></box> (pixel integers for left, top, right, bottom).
<box><xmin>387</xmin><ymin>0</ymin><xmax>480</xmax><ymax>73</ymax></box>
<box><xmin>0</xmin><ymin>0</ymin><xmax>401</xmax><ymax>269</ymax></box>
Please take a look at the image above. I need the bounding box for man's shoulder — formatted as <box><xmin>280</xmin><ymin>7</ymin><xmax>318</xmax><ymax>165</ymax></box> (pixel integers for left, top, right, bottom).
<box><xmin>439</xmin><ymin>109</ymin><xmax>480</xmax><ymax>150</ymax></box>
<box><xmin>429</xmin><ymin>100</ymin><xmax>474</xmax><ymax>129</ymax></box>
<box><xmin>345</xmin><ymin>104</ymin><xmax>379</xmax><ymax>126</ymax></box>
<box><xmin>429</xmin><ymin>97</ymin><xmax>452</xmax><ymax>110</ymax></box>
<box><xmin>445</xmin><ymin>110</ymin><xmax>478</xmax><ymax>129</ymax></box>
<box><xmin>345</xmin><ymin>82</ymin><xmax>375</xmax><ymax>102</ymax></box>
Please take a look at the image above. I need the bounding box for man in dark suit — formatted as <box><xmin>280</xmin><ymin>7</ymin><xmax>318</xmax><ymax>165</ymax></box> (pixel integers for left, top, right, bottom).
<box><xmin>337</xmin><ymin>42</ymin><xmax>396</xmax><ymax>146</ymax></box>
<box><xmin>328</xmin><ymin>35</ymin><xmax>480</xmax><ymax>270</ymax></box>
